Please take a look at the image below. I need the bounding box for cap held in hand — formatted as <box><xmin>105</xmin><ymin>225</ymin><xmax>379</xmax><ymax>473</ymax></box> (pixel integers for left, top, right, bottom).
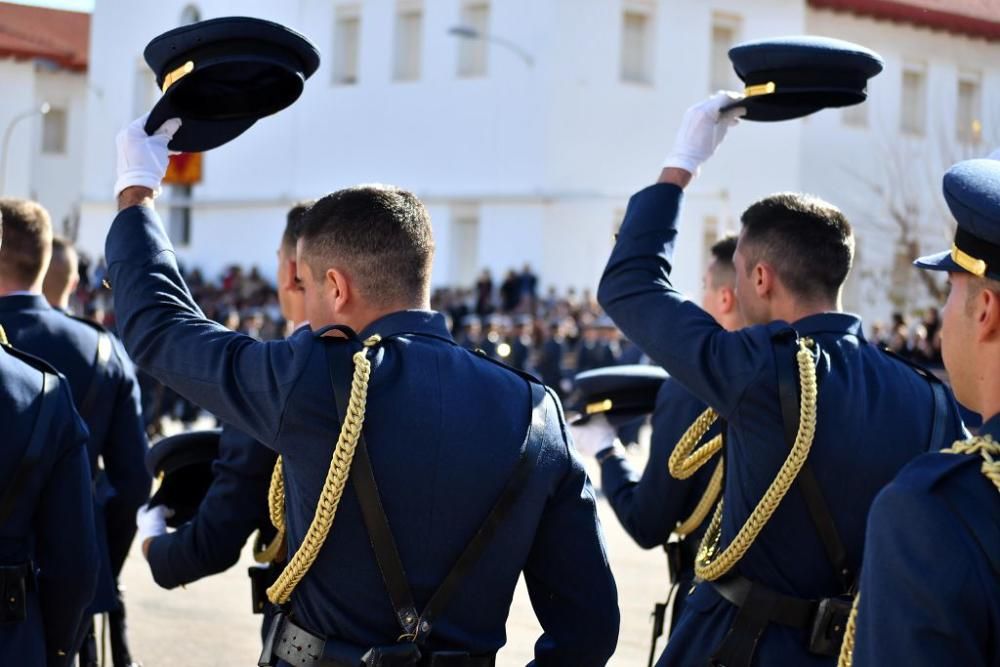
<box><xmin>143</xmin><ymin>16</ymin><xmax>320</xmax><ymax>152</ymax></box>
<box><xmin>723</xmin><ymin>35</ymin><xmax>883</xmax><ymax>122</ymax></box>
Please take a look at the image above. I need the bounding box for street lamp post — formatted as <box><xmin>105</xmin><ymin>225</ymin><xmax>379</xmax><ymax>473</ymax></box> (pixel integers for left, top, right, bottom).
<box><xmin>447</xmin><ymin>26</ymin><xmax>535</xmax><ymax>67</ymax></box>
<box><xmin>0</xmin><ymin>102</ymin><xmax>50</xmax><ymax>194</ymax></box>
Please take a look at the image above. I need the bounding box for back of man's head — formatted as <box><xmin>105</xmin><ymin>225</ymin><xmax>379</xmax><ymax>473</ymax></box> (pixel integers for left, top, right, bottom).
<box><xmin>0</xmin><ymin>198</ymin><xmax>53</xmax><ymax>291</ymax></box>
<box><xmin>299</xmin><ymin>185</ymin><xmax>434</xmax><ymax>309</ymax></box>
<box><xmin>707</xmin><ymin>234</ymin><xmax>738</xmax><ymax>289</ymax></box>
<box><xmin>739</xmin><ymin>193</ymin><xmax>854</xmax><ymax>305</ymax></box>
<box><xmin>282</xmin><ymin>200</ymin><xmax>315</xmax><ymax>256</ymax></box>
<box><xmin>43</xmin><ymin>236</ymin><xmax>79</xmax><ymax>308</ymax></box>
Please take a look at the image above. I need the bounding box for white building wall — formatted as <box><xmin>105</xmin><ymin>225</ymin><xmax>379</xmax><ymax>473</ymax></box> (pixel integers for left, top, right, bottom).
<box><xmin>32</xmin><ymin>68</ymin><xmax>89</xmax><ymax>236</ymax></box>
<box><xmin>76</xmin><ymin>0</ymin><xmax>1000</xmax><ymax>314</ymax></box>
<box><xmin>802</xmin><ymin>8</ymin><xmax>1000</xmax><ymax>322</ymax></box>
<box><xmin>0</xmin><ymin>60</ymin><xmax>40</xmax><ymax>199</ymax></box>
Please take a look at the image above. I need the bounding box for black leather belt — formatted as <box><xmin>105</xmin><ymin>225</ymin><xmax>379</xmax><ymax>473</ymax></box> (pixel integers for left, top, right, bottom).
<box><xmin>264</xmin><ymin>614</ymin><xmax>496</xmax><ymax>667</ymax></box>
<box><xmin>710</xmin><ymin>574</ymin><xmax>817</xmax><ymax>630</ymax></box>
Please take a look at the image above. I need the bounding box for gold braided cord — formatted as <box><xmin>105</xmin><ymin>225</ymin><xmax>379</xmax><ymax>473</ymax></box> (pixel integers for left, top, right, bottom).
<box><xmin>266</xmin><ymin>336</ymin><xmax>381</xmax><ymax>605</ymax></box>
<box><xmin>669</xmin><ymin>408</ymin><xmax>723</xmax><ymax>480</ymax></box>
<box><xmin>0</xmin><ymin>324</ymin><xmax>8</xmax><ymax>346</ymax></box>
<box><xmin>838</xmin><ymin>437</ymin><xmax>1000</xmax><ymax>665</ymax></box>
<box><xmin>676</xmin><ymin>459</ymin><xmax>724</xmax><ymax>536</ymax></box>
<box><xmin>256</xmin><ymin>456</ymin><xmax>288</xmax><ymax>564</ymax></box>
<box><xmin>695</xmin><ymin>338</ymin><xmax>818</xmax><ymax>581</ymax></box>
<box><xmin>943</xmin><ymin>435</ymin><xmax>1000</xmax><ymax>492</ymax></box>
<box><xmin>836</xmin><ymin>593</ymin><xmax>861</xmax><ymax>667</ymax></box>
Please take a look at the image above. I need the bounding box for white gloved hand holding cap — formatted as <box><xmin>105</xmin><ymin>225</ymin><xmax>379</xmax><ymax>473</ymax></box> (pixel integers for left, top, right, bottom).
<box><xmin>662</xmin><ymin>91</ymin><xmax>746</xmax><ymax>176</ymax></box>
<box><xmin>136</xmin><ymin>502</ymin><xmax>173</xmax><ymax>544</ymax></box>
<box><xmin>114</xmin><ymin>114</ymin><xmax>182</xmax><ymax>198</ymax></box>
<box><xmin>569</xmin><ymin>414</ymin><xmax>619</xmax><ymax>458</ymax></box>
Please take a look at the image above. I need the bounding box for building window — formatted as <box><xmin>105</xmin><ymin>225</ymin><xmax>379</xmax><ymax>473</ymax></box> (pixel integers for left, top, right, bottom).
<box><xmin>451</xmin><ymin>206</ymin><xmax>480</xmax><ymax>285</ymax></box>
<box><xmin>957</xmin><ymin>71</ymin><xmax>982</xmax><ymax>144</ymax></box>
<box><xmin>900</xmin><ymin>63</ymin><xmax>926</xmax><ymax>136</ymax></box>
<box><xmin>842</xmin><ymin>100</ymin><xmax>869</xmax><ymax>127</ymax></box>
<box><xmin>457</xmin><ymin>2</ymin><xmax>489</xmax><ymax>78</ymax></box>
<box><xmin>41</xmin><ymin>108</ymin><xmax>67</xmax><ymax>155</ymax></box>
<box><xmin>333</xmin><ymin>6</ymin><xmax>361</xmax><ymax>85</ymax></box>
<box><xmin>394</xmin><ymin>2</ymin><xmax>423</xmax><ymax>81</ymax></box>
<box><xmin>620</xmin><ymin>6</ymin><xmax>653</xmax><ymax>84</ymax></box>
<box><xmin>168</xmin><ymin>185</ymin><xmax>192</xmax><ymax>247</ymax></box>
<box><xmin>709</xmin><ymin>14</ymin><xmax>741</xmax><ymax>92</ymax></box>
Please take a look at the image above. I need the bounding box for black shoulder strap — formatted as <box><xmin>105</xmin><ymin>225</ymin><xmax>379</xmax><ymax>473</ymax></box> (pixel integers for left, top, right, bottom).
<box><xmin>879</xmin><ymin>347</ymin><xmax>950</xmax><ymax>452</ymax></box>
<box><xmin>325</xmin><ymin>338</ymin><xmax>547</xmax><ymax>643</ymax></box>
<box><xmin>418</xmin><ymin>381</ymin><xmax>546</xmax><ymax>636</ymax></box>
<box><xmin>325</xmin><ymin>340</ymin><xmax>420</xmax><ymax>638</ymax></box>
<box><xmin>0</xmin><ymin>366</ymin><xmax>61</xmax><ymax>524</ymax></box>
<box><xmin>77</xmin><ymin>331</ymin><xmax>112</xmax><ymax>418</ymax></box>
<box><xmin>773</xmin><ymin>333</ymin><xmax>854</xmax><ymax>593</ymax></box>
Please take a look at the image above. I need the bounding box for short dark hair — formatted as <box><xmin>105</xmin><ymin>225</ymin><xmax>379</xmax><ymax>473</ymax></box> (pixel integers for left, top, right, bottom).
<box><xmin>739</xmin><ymin>193</ymin><xmax>854</xmax><ymax>303</ymax></box>
<box><xmin>0</xmin><ymin>198</ymin><xmax>52</xmax><ymax>286</ymax></box>
<box><xmin>707</xmin><ymin>234</ymin><xmax>738</xmax><ymax>288</ymax></box>
<box><xmin>43</xmin><ymin>236</ymin><xmax>78</xmax><ymax>298</ymax></box>
<box><xmin>282</xmin><ymin>200</ymin><xmax>315</xmax><ymax>254</ymax></box>
<box><xmin>299</xmin><ymin>185</ymin><xmax>434</xmax><ymax>307</ymax></box>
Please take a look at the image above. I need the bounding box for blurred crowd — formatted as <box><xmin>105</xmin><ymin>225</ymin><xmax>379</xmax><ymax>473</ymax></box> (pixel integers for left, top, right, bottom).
<box><xmin>67</xmin><ymin>256</ymin><xmax>946</xmax><ymax>430</ymax></box>
<box><xmin>869</xmin><ymin>308</ymin><xmax>943</xmax><ymax>367</ymax></box>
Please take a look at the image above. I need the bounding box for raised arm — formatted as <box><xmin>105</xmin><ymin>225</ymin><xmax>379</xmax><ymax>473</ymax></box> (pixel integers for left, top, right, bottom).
<box><xmin>105</xmin><ymin>117</ymin><xmax>315</xmax><ymax>448</ymax></box>
<box><xmin>597</xmin><ymin>94</ymin><xmax>772</xmax><ymax>418</ymax></box>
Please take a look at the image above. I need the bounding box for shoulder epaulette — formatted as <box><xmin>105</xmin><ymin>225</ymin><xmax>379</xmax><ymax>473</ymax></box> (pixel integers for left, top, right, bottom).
<box><xmin>1</xmin><ymin>341</ymin><xmax>61</xmax><ymax>376</ymax></box>
<box><xmin>878</xmin><ymin>345</ymin><xmax>944</xmax><ymax>384</ymax></box>
<box><xmin>64</xmin><ymin>312</ymin><xmax>111</xmax><ymax>335</ymax></box>
<box><xmin>470</xmin><ymin>348</ymin><xmax>542</xmax><ymax>385</ymax></box>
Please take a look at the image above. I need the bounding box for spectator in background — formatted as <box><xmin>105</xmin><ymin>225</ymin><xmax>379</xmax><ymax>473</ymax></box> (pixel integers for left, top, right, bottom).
<box><xmin>475</xmin><ymin>268</ymin><xmax>494</xmax><ymax>316</ymax></box>
<box><xmin>500</xmin><ymin>268</ymin><xmax>521</xmax><ymax>313</ymax></box>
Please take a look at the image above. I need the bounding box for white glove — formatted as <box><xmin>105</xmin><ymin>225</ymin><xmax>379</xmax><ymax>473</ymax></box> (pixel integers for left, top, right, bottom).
<box><xmin>114</xmin><ymin>114</ymin><xmax>182</xmax><ymax>198</ymax></box>
<box><xmin>662</xmin><ymin>91</ymin><xmax>746</xmax><ymax>175</ymax></box>
<box><xmin>136</xmin><ymin>503</ymin><xmax>173</xmax><ymax>543</ymax></box>
<box><xmin>569</xmin><ymin>414</ymin><xmax>618</xmax><ymax>457</ymax></box>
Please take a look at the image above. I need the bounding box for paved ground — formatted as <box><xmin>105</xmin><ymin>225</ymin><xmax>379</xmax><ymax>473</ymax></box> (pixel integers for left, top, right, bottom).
<box><xmin>115</xmin><ymin>444</ymin><xmax>668</xmax><ymax>666</ymax></box>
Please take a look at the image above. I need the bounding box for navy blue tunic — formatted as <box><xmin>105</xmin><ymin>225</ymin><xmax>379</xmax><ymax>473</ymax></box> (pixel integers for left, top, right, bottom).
<box><xmin>852</xmin><ymin>413</ymin><xmax>1000</xmax><ymax>665</ymax></box>
<box><xmin>105</xmin><ymin>205</ymin><xmax>619</xmax><ymax>664</ymax></box>
<box><xmin>598</xmin><ymin>183</ymin><xmax>966</xmax><ymax>665</ymax></box>
<box><xmin>0</xmin><ymin>345</ymin><xmax>98</xmax><ymax>666</ymax></box>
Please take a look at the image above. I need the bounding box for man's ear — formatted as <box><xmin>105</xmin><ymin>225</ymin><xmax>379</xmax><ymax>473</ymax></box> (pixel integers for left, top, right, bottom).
<box><xmin>326</xmin><ymin>266</ymin><xmax>351</xmax><ymax>312</ymax></box>
<box><xmin>754</xmin><ymin>263</ymin><xmax>774</xmax><ymax>299</ymax></box>
<box><xmin>978</xmin><ymin>286</ymin><xmax>1000</xmax><ymax>342</ymax></box>
<box><xmin>719</xmin><ymin>286</ymin><xmax>736</xmax><ymax>314</ymax></box>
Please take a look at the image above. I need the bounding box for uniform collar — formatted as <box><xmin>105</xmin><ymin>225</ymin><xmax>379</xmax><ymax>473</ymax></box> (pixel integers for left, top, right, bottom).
<box><xmin>768</xmin><ymin>312</ymin><xmax>865</xmax><ymax>341</ymax></box>
<box><xmin>314</xmin><ymin>310</ymin><xmax>454</xmax><ymax>343</ymax></box>
<box><xmin>0</xmin><ymin>293</ymin><xmax>52</xmax><ymax>313</ymax></box>
<box><xmin>979</xmin><ymin>413</ymin><xmax>1000</xmax><ymax>442</ymax></box>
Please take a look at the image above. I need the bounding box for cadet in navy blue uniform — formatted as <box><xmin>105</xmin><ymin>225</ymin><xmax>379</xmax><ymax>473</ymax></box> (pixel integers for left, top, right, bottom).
<box><xmin>106</xmin><ymin>115</ymin><xmax>619</xmax><ymax>665</ymax></box>
<box><xmin>598</xmin><ymin>92</ymin><xmax>966</xmax><ymax>666</ymax></box>
<box><xmin>0</xmin><ymin>217</ymin><xmax>99</xmax><ymax>665</ymax></box>
<box><xmin>0</xmin><ymin>336</ymin><xmax>99</xmax><ymax>667</ymax></box>
<box><xmin>134</xmin><ymin>201</ymin><xmax>312</xmax><ymax>635</ymax></box>
<box><xmin>0</xmin><ymin>199</ymin><xmax>151</xmax><ymax>666</ymax></box>
<box><xmin>572</xmin><ymin>236</ymin><xmax>742</xmax><ymax>645</ymax></box>
<box><xmin>844</xmin><ymin>159</ymin><xmax>1000</xmax><ymax>666</ymax></box>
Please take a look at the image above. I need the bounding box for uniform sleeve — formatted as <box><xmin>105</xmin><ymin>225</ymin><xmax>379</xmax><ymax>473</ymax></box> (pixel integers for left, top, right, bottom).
<box><xmin>34</xmin><ymin>384</ymin><xmax>98</xmax><ymax>667</ymax></box>
<box><xmin>600</xmin><ymin>380</ymin><xmax>713</xmax><ymax>548</ymax></box>
<box><xmin>104</xmin><ymin>205</ymin><xmax>314</xmax><ymax>449</ymax></box>
<box><xmin>146</xmin><ymin>428</ymin><xmax>274</xmax><ymax>589</ymax></box>
<box><xmin>524</xmin><ymin>391</ymin><xmax>619</xmax><ymax>666</ymax></box>
<box><xmin>101</xmin><ymin>343</ymin><xmax>152</xmax><ymax>571</ymax></box>
<box><xmin>597</xmin><ymin>184</ymin><xmax>772</xmax><ymax>419</ymax></box>
<box><xmin>852</xmin><ymin>481</ymin><xmax>991</xmax><ymax>666</ymax></box>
